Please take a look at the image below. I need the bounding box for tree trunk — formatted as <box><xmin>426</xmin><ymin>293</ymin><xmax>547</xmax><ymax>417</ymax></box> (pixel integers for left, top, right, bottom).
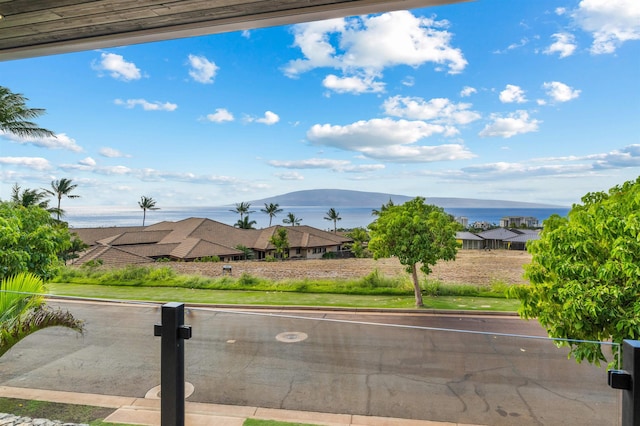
<box><xmin>411</xmin><ymin>263</ymin><xmax>423</xmax><ymax>307</ymax></box>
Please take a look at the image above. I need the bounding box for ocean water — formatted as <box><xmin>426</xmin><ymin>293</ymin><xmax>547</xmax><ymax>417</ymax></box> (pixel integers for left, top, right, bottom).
<box><xmin>64</xmin><ymin>205</ymin><xmax>571</xmax><ymax>231</ymax></box>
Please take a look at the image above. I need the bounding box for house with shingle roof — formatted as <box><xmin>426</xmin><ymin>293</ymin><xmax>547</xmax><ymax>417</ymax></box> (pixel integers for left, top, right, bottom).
<box><xmin>72</xmin><ymin>218</ymin><xmax>353</xmax><ymax>265</ymax></box>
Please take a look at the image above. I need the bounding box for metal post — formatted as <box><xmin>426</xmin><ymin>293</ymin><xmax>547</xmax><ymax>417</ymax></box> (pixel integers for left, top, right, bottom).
<box><xmin>154</xmin><ymin>302</ymin><xmax>192</xmax><ymax>426</ymax></box>
<box><xmin>608</xmin><ymin>340</ymin><xmax>640</xmax><ymax>426</ymax></box>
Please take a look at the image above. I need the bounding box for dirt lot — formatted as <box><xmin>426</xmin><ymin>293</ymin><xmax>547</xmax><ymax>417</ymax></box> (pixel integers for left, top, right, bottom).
<box><xmin>167</xmin><ymin>250</ymin><xmax>532</xmax><ymax>286</ymax></box>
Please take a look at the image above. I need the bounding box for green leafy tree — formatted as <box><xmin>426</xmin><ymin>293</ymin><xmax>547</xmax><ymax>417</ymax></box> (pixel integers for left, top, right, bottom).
<box><xmin>0</xmin><ymin>202</ymin><xmax>72</xmax><ymax>280</ymax></box>
<box><xmin>1</xmin><ymin>273</ymin><xmax>83</xmax><ymax>357</ymax></box>
<box><xmin>510</xmin><ymin>177</ymin><xmax>640</xmax><ymax>366</ymax></box>
<box><xmin>230</xmin><ymin>202</ymin><xmax>254</xmax><ymax>222</ymax></box>
<box><xmin>0</xmin><ymin>86</ymin><xmax>55</xmax><ymax>139</ymax></box>
<box><xmin>346</xmin><ymin>227</ymin><xmax>370</xmax><ymax>258</ymax></box>
<box><xmin>261</xmin><ymin>203</ymin><xmax>283</xmax><ymax>226</ymax></box>
<box><xmin>138</xmin><ymin>196</ymin><xmax>159</xmax><ymax>226</ymax></box>
<box><xmin>234</xmin><ymin>215</ymin><xmax>257</xmax><ymax>229</ymax></box>
<box><xmin>269</xmin><ymin>227</ymin><xmax>289</xmax><ymax>260</ymax></box>
<box><xmin>324</xmin><ymin>208</ymin><xmax>342</xmax><ymax>233</ymax></box>
<box><xmin>283</xmin><ymin>212</ymin><xmax>302</xmax><ymax>226</ymax></box>
<box><xmin>43</xmin><ymin>178</ymin><xmax>80</xmax><ymax>220</ymax></box>
<box><xmin>368</xmin><ymin>197</ymin><xmax>460</xmax><ymax>307</ymax></box>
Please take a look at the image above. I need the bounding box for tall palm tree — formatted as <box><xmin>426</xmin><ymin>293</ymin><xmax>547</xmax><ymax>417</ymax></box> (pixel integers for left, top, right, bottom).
<box><xmin>234</xmin><ymin>215</ymin><xmax>257</xmax><ymax>229</ymax></box>
<box><xmin>138</xmin><ymin>196</ymin><xmax>159</xmax><ymax>226</ymax></box>
<box><xmin>43</xmin><ymin>178</ymin><xmax>80</xmax><ymax>220</ymax></box>
<box><xmin>372</xmin><ymin>198</ymin><xmax>395</xmax><ymax>216</ymax></box>
<box><xmin>282</xmin><ymin>212</ymin><xmax>302</xmax><ymax>226</ymax></box>
<box><xmin>230</xmin><ymin>202</ymin><xmax>254</xmax><ymax>222</ymax></box>
<box><xmin>0</xmin><ymin>86</ymin><xmax>55</xmax><ymax>139</ymax></box>
<box><xmin>261</xmin><ymin>202</ymin><xmax>283</xmax><ymax>226</ymax></box>
<box><xmin>324</xmin><ymin>207</ymin><xmax>342</xmax><ymax>233</ymax></box>
<box><xmin>0</xmin><ymin>273</ymin><xmax>83</xmax><ymax>357</ymax></box>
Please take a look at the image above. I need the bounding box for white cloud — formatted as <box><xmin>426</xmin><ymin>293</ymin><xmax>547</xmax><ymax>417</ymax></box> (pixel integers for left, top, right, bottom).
<box><xmin>114</xmin><ymin>99</ymin><xmax>177</xmax><ymax>111</ymax></box>
<box><xmin>382</xmin><ymin>96</ymin><xmax>481</xmax><ymax>125</ymax></box>
<box><xmin>1</xmin><ymin>131</ymin><xmax>83</xmax><ymax>152</ymax></box>
<box><xmin>0</xmin><ymin>156</ymin><xmax>51</xmax><ymax>170</ymax></box>
<box><xmin>79</xmin><ymin>157</ymin><xmax>96</xmax><ymax>166</ymax></box>
<box><xmin>307</xmin><ymin>118</ymin><xmax>474</xmax><ymax>162</ymax></box>
<box><xmin>499</xmin><ymin>85</ymin><xmax>527</xmax><ymax>103</ymax></box>
<box><xmin>275</xmin><ymin>171</ymin><xmax>304</xmax><ymax>180</ymax></box>
<box><xmin>255</xmin><ymin>111</ymin><xmax>280</xmax><ymax>125</ymax></box>
<box><xmin>284</xmin><ymin>11</ymin><xmax>467</xmax><ymax>92</ymax></box>
<box><xmin>322</xmin><ymin>74</ymin><xmax>385</xmax><ymax>94</ymax></box>
<box><xmin>543</xmin><ymin>81</ymin><xmax>581</xmax><ymax>102</ymax></box>
<box><xmin>206</xmin><ymin>108</ymin><xmax>234</xmax><ymax>123</ymax></box>
<box><xmin>460</xmin><ymin>86</ymin><xmax>477</xmax><ymax>97</ymax></box>
<box><xmin>99</xmin><ymin>147</ymin><xmax>130</xmax><ymax>158</ymax></box>
<box><xmin>187</xmin><ymin>54</ymin><xmax>219</xmax><ymax>84</ymax></box>
<box><xmin>544</xmin><ymin>33</ymin><xmax>577</xmax><ymax>58</ymax></box>
<box><xmin>573</xmin><ymin>0</ymin><xmax>640</xmax><ymax>54</ymax></box>
<box><xmin>479</xmin><ymin>110</ymin><xmax>541</xmax><ymax>138</ymax></box>
<box><xmin>93</xmin><ymin>52</ymin><xmax>141</xmax><ymax>81</ymax></box>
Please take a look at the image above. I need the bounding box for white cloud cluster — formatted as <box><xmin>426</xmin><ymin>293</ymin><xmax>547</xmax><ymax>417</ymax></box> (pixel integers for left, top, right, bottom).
<box><xmin>573</xmin><ymin>0</ymin><xmax>640</xmax><ymax>54</ymax></box>
<box><xmin>382</xmin><ymin>96</ymin><xmax>481</xmax><ymax>125</ymax></box>
<box><xmin>114</xmin><ymin>99</ymin><xmax>177</xmax><ymax>111</ymax></box>
<box><xmin>0</xmin><ymin>156</ymin><xmax>51</xmax><ymax>170</ymax></box>
<box><xmin>499</xmin><ymin>85</ymin><xmax>527</xmax><ymax>104</ymax></box>
<box><xmin>543</xmin><ymin>81</ymin><xmax>581</xmax><ymax>102</ymax></box>
<box><xmin>479</xmin><ymin>110</ymin><xmax>541</xmax><ymax>138</ymax></box>
<box><xmin>206</xmin><ymin>108</ymin><xmax>234</xmax><ymax>123</ymax></box>
<box><xmin>246</xmin><ymin>111</ymin><xmax>280</xmax><ymax>125</ymax></box>
<box><xmin>307</xmin><ymin>117</ymin><xmax>473</xmax><ymax>162</ymax></box>
<box><xmin>268</xmin><ymin>158</ymin><xmax>385</xmax><ymax>173</ymax></box>
<box><xmin>99</xmin><ymin>147</ymin><xmax>130</xmax><ymax>158</ymax></box>
<box><xmin>544</xmin><ymin>33</ymin><xmax>577</xmax><ymax>58</ymax></box>
<box><xmin>284</xmin><ymin>11</ymin><xmax>467</xmax><ymax>94</ymax></box>
<box><xmin>1</xmin><ymin>131</ymin><xmax>83</xmax><ymax>152</ymax></box>
<box><xmin>187</xmin><ymin>54</ymin><xmax>219</xmax><ymax>84</ymax></box>
<box><xmin>93</xmin><ymin>53</ymin><xmax>141</xmax><ymax>81</ymax></box>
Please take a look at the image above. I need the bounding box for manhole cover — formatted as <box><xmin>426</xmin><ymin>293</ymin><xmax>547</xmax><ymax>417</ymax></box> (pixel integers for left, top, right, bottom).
<box><xmin>145</xmin><ymin>382</ymin><xmax>195</xmax><ymax>399</ymax></box>
<box><xmin>275</xmin><ymin>331</ymin><xmax>308</xmax><ymax>343</ymax></box>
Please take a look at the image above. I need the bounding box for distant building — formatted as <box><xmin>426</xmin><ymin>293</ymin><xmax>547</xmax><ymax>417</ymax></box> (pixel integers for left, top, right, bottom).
<box><xmin>470</xmin><ymin>221</ymin><xmax>493</xmax><ymax>230</ymax></box>
<box><xmin>455</xmin><ymin>216</ymin><xmax>468</xmax><ymax>227</ymax></box>
<box><xmin>500</xmin><ymin>216</ymin><xmax>539</xmax><ymax>228</ymax></box>
<box><xmin>456</xmin><ymin>228</ymin><xmax>540</xmax><ymax>251</ymax></box>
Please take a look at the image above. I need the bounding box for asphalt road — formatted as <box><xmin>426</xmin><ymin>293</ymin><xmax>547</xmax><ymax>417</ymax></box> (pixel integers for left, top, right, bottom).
<box><xmin>0</xmin><ymin>300</ymin><xmax>619</xmax><ymax>425</ymax></box>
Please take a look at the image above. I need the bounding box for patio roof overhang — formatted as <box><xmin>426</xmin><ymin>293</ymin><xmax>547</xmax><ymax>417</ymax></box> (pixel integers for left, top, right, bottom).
<box><xmin>0</xmin><ymin>0</ymin><xmax>468</xmax><ymax>61</ymax></box>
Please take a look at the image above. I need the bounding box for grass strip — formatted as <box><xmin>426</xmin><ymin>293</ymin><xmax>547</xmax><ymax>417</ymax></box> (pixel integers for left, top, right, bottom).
<box><xmin>0</xmin><ymin>397</ymin><xmax>130</xmax><ymax>425</ymax></box>
<box><xmin>46</xmin><ymin>283</ymin><xmax>519</xmax><ymax>311</ymax></box>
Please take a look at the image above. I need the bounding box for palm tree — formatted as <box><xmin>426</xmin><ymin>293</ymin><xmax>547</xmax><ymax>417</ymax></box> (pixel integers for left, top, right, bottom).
<box><xmin>138</xmin><ymin>196</ymin><xmax>159</xmax><ymax>226</ymax></box>
<box><xmin>372</xmin><ymin>198</ymin><xmax>395</xmax><ymax>216</ymax></box>
<box><xmin>324</xmin><ymin>207</ymin><xmax>342</xmax><ymax>233</ymax></box>
<box><xmin>43</xmin><ymin>178</ymin><xmax>80</xmax><ymax>220</ymax></box>
<box><xmin>0</xmin><ymin>86</ymin><xmax>55</xmax><ymax>139</ymax></box>
<box><xmin>234</xmin><ymin>215</ymin><xmax>257</xmax><ymax>229</ymax></box>
<box><xmin>282</xmin><ymin>212</ymin><xmax>302</xmax><ymax>226</ymax></box>
<box><xmin>0</xmin><ymin>273</ymin><xmax>83</xmax><ymax>358</ymax></box>
<box><xmin>11</xmin><ymin>183</ymin><xmax>51</xmax><ymax>210</ymax></box>
<box><xmin>261</xmin><ymin>203</ymin><xmax>283</xmax><ymax>226</ymax></box>
<box><xmin>230</xmin><ymin>202</ymin><xmax>254</xmax><ymax>222</ymax></box>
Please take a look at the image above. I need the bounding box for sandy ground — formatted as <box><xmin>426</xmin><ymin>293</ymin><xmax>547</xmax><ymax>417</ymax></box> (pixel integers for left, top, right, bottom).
<box><xmin>166</xmin><ymin>250</ymin><xmax>532</xmax><ymax>286</ymax></box>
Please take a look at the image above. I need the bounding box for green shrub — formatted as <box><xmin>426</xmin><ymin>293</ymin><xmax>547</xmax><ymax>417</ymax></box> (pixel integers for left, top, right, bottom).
<box><xmin>264</xmin><ymin>255</ymin><xmax>277</xmax><ymax>262</ymax></box>
<box><xmin>322</xmin><ymin>252</ymin><xmax>337</xmax><ymax>259</ymax></box>
<box><xmin>147</xmin><ymin>266</ymin><xmax>177</xmax><ymax>281</ymax></box>
<box><xmin>238</xmin><ymin>272</ymin><xmax>260</xmax><ymax>286</ymax></box>
<box><xmin>195</xmin><ymin>255</ymin><xmax>220</xmax><ymax>263</ymax></box>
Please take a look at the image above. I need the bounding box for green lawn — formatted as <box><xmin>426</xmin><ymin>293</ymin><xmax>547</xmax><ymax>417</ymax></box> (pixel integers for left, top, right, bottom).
<box><xmin>46</xmin><ymin>283</ymin><xmax>519</xmax><ymax>311</ymax></box>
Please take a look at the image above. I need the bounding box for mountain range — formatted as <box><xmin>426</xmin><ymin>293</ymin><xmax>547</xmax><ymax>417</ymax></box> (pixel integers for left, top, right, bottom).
<box><xmin>250</xmin><ymin>189</ymin><xmax>565</xmax><ymax>208</ymax></box>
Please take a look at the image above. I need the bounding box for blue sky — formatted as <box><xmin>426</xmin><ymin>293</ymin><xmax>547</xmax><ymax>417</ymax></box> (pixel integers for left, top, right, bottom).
<box><xmin>1</xmin><ymin>0</ymin><xmax>639</xmax><ymax>212</ymax></box>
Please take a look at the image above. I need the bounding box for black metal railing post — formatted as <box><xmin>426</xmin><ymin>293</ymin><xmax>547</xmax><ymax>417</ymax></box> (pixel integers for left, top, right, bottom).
<box><xmin>154</xmin><ymin>302</ymin><xmax>192</xmax><ymax>426</ymax></box>
<box><xmin>608</xmin><ymin>340</ymin><xmax>640</xmax><ymax>426</ymax></box>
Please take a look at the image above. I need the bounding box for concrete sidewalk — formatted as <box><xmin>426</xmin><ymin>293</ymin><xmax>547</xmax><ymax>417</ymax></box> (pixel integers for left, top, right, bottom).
<box><xmin>0</xmin><ymin>386</ymin><xmax>481</xmax><ymax>426</ymax></box>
